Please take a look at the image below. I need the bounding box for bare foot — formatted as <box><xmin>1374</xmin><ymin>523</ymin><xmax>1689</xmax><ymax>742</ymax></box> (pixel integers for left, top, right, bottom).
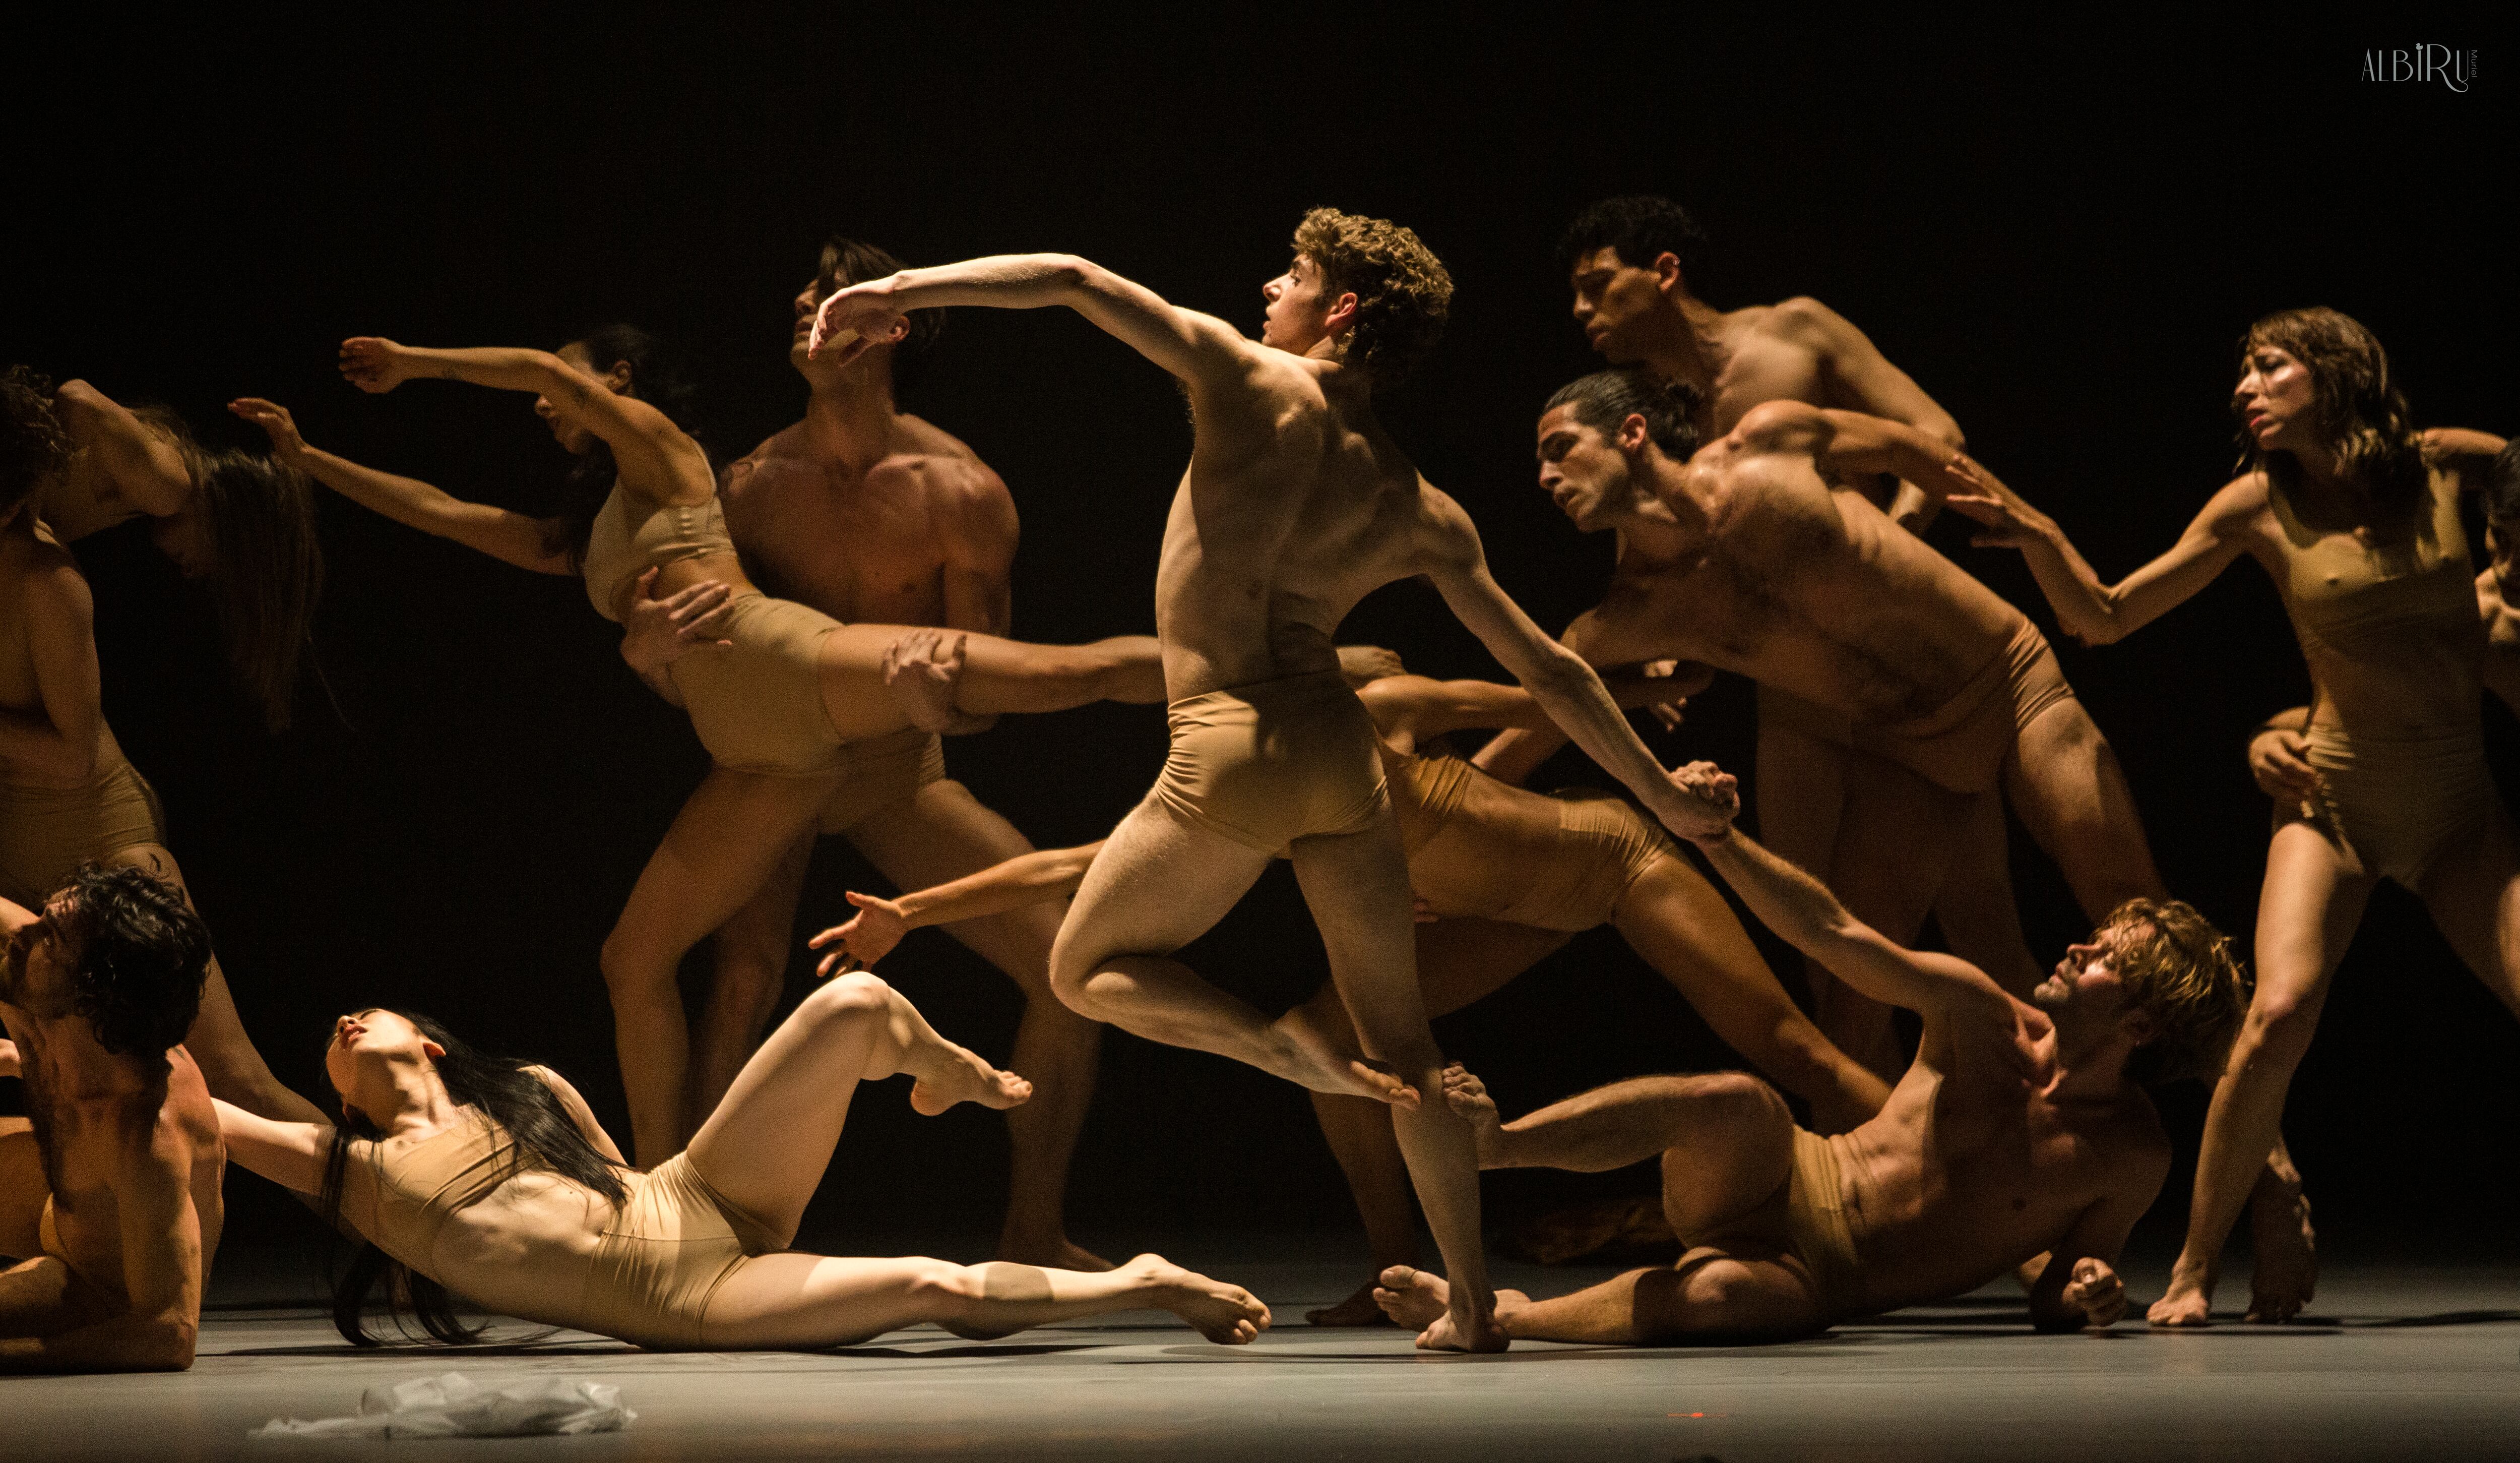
<box><xmin>1268</xmin><ymin>1011</ymin><xmax>1420</xmax><ymax>1109</ymax></box>
<box><xmin>1305</xmin><ymin>1278</ymin><xmax>1399</xmax><ymax>1327</ymax></box>
<box><xmin>1137</xmin><ymin>1254</ymin><xmax>1272</xmax><ymax>1345</ymax></box>
<box><xmin>2245</xmin><ymin>1175</ymin><xmax>2316</xmax><ymax>1323</ymax></box>
<box><xmin>1373</xmin><ymin>1265</ymin><xmax>1450</xmax><ymax>1331</ymax></box>
<box><xmin>1417</xmin><ymin>1301</ymin><xmax>1509</xmax><ymax>1353</ymax></box>
<box><xmin>1440</xmin><ymin>1064</ymin><xmax>1508</xmax><ymax>1166</ymax></box>
<box><xmin>2147</xmin><ymin>1259</ymin><xmax>2217</xmax><ymax>1328</ymax></box>
<box><xmin>1000</xmin><ymin>1236</ymin><xmax>1116</xmax><ymax>1272</ymax></box>
<box><xmin>909</xmin><ymin>1043</ymin><xmax>1033</xmax><ymax>1116</ymax></box>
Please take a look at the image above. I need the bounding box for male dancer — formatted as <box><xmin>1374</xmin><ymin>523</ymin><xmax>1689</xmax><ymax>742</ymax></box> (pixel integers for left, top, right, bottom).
<box><xmin>1</xmin><ymin>869</ymin><xmax>223</xmax><ymax>1372</ymax></box>
<box><xmin>808</xmin><ymin>210</ymin><xmax>1713</xmax><ymax>1351</ymax></box>
<box><xmin>1375</xmin><ymin>760</ymin><xmax>2246</xmax><ymax>1343</ymax></box>
<box><xmin>621</xmin><ymin>237</ymin><xmax>1105</xmax><ymax>1270</ymax></box>
<box><xmin>1546</xmin><ymin>196</ymin><xmax>2010</xmax><ymax>1061</ymax></box>
<box><xmin>1485</xmin><ymin>371</ymin><xmax>2166</xmax><ymax>1064</ymax></box>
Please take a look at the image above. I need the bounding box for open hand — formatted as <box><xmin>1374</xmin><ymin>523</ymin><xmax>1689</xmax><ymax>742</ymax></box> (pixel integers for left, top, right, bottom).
<box><xmin>808</xmin><ymin>280</ymin><xmax>908</xmax><ymax>363</ymax></box>
<box><xmin>809</xmin><ymin>891</ymin><xmax>911</xmax><ymax>974</ymax></box>
<box><xmin>227</xmin><ymin>397</ymin><xmax>311</xmax><ymax>465</ymax></box>
<box><xmin>1938</xmin><ymin>456</ymin><xmax>2048</xmax><ymax>550</ymax></box>
<box><xmin>1661</xmin><ymin>759</ymin><xmax>1740</xmax><ymax>842</ymax></box>
<box><xmin>338</xmin><ymin>337</ymin><xmax>419</xmax><ymax>393</ymax></box>
<box><xmin>881</xmin><ymin>627</ymin><xmax>975</xmax><ymax>733</ymax></box>
<box><xmin>2248</xmin><ymin>726</ymin><xmax>2321</xmax><ymax>806</ymax></box>
<box><xmin>2062</xmin><ymin>1257</ymin><xmax>2127</xmax><ymax>1327</ymax></box>
<box><xmin>620</xmin><ymin>567</ymin><xmax>734</xmax><ymax>676</ymax></box>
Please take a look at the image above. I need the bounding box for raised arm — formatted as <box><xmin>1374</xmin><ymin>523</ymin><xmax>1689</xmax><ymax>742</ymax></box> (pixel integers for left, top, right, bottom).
<box><xmin>1667</xmin><ymin>760</ymin><xmax>2010</xmax><ymax>1021</ymax></box>
<box><xmin>1946</xmin><ymin>465</ymin><xmax>2265</xmax><ymax>646</ymax></box>
<box><xmin>212</xmin><ymin>1099</ymin><xmax>333</xmax><ymax>1197</ymax></box>
<box><xmin>809</xmin><ymin>842</ymin><xmax>1106</xmax><ymax>973</ymax></box>
<box><xmin>526</xmin><ymin>1066</ymin><xmax>625</xmax><ymax>1167</ymax></box>
<box><xmin>0</xmin><ymin>548</ymin><xmax>105</xmax><ymax>784</ymax></box>
<box><xmin>811</xmin><ymin>255</ymin><xmax>1259</xmax><ymax>395</ymax></box>
<box><xmin>1359</xmin><ymin>666</ymin><xmax>1706</xmax><ymax>753</ymax></box>
<box><xmin>49</xmin><ymin>380</ymin><xmax>194</xmax><ymax>521</ymax></box>
<box><xmin>335</xmin><ymin>340</ymin><xmax>699</xmax><ymax>488</ymax></box>
<box><xmin>229</xmin><ymin>398</ymin><xmax>572</xmax><ymax>574</ymax></box>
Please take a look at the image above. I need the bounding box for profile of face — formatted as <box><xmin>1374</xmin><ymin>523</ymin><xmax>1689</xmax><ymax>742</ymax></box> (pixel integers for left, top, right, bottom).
<box><xmin>1259</xmin><ymin>254</ymin><xmax>1342</xmax><ymax>355</ymax></box>
<box><xmin>0</xmin><ymin>893</ymin><xmax>78</xmax><ymax>1019</ymax></box>
<box><xmin>323</xmin><ymin>1009</ymin><xmax>443</xmax><ymax>1117</ymax></box>
<box><xmin>533</xmin><ymin>344</ymin><xmax>633</xmax><ymax>456</ymax></box>
<box><xmin>2031</xmin><ymin>930</ymin><xmax>2148</xmax><ymax>1049</ymax></box>
<box><xmin>2233</xmin><ymin>342</ymin><xmax>2320</xmax><ymax>458</ymax></box>
<box><xmin>1568</xmin><ymin>246</ymin><xmax>1678</xmax><ymax>364</ymax></box>
<box><xmin>1534</xmin><ymin>403</ymin><xmax>1643</xmax><ymax>532</ymax></box>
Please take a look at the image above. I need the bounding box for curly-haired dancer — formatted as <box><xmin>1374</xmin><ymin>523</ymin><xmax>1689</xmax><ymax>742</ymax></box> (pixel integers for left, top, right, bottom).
<box><xmin>1949</xmin><ymin>308</ymin><xmax>2513</xmax><ymax>1324</ymax></box>
<box><xmin>809</xmin><ymin>211</ymin><xmax>1719</xmax><ymax>1351</ymax></box>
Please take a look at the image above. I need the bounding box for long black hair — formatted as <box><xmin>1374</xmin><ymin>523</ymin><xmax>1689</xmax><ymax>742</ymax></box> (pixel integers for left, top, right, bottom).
<box><xmin>318</xmin><ymin>1010</ymin><xmax>628</xmax><ymax>1346</ymax></box>
<box><xmin>542</xmin><ymin>323</ymin><xmax>709</xmax><ymax>570</ymax></box>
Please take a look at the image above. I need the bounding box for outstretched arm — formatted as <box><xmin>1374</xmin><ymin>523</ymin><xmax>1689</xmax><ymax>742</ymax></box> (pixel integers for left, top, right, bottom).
<box><xmin>213</xmin><ymin>1100</ymin><xmax>333</xmax><ymax>1197</ymax></box>
<box><xmin>1945</xmin><ymin>466</ymin><xmax>2264</xmax><ymax>646</ymax></box>
<box><xmin>336</xmin><ymin>339</ymin><xmax>698</xmax><ymax>486</ymax></box>
<box><xmin>809</xmin><ymin>842</ymin><xmax>1106</xmax><ymax>973</ymax></box>
<box><xmin>811</xmin><ymin>255</ymin><xmax>1259</xmax><ymax>394</ymax></box>
<box><xmin>1359</xmin><ymin>666</ymin><xmax>1706</xmax><ymax>752</ymax></box>
<box><xmin>1667</xmin><ymin>761</ymin><xmax>2009</xmax><ymax>1021</ymax></box>
<box><xmin>49</xmin><ymin>380</ymin><xmax>194</xmax><ymax>521</ymax></box>
<box><xmin>229</xmin><ymin>398</ymin><xmax>572</xmax><ymax>574</ymax></box>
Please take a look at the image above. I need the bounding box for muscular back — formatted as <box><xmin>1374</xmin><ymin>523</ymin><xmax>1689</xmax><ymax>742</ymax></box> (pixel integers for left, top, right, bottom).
<box><xmin>1589</xmin><ymin>421</ymin><xmax>2023</xmax><ymax>725</ymax></box>
<box><xmin>717</xmin><ymin>413</ymin><xmax>1016</xmax><ymax>631</ymax></box>
<box><xmin>1156</xmin><ymin>353</ymin><xmax>1460</xmax><ymax>696</ymax></box>
<box><xmin>0</xmin><ymin>518</ymin><xmax>111</xmax><ymax>791</ymax></box>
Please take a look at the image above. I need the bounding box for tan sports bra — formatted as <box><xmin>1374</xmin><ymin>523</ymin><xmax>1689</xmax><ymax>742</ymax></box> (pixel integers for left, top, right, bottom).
<box><xmin>341</xmin><ymin>1116</ymin><xmax>520</xmax><ymax>1275</ymax></box>
<box><xmin>2271</xmin><ymin>468</ymin><xmax>2473</xmax><ymax>661</ymax></box>
<box><xmin>581</xmin><ymin>487</ymin><xmax>737</xmax><ymax>622</ymax></box>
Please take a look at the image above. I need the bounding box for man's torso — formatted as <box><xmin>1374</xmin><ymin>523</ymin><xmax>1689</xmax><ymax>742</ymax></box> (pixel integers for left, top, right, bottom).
<box><xmin>22</xmin><ymin>1042</ymin><xmax>221</xmax><ymax>1310</ymax></box>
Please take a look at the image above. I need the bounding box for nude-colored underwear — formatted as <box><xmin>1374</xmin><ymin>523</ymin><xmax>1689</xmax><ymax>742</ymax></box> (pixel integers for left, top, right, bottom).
<box><xmin>0</xmin><ymin>731</ymin><xmax>166</xmax><ymax>907</ymax></box>
<box><xmin>2300</xmin><ymin>723</ymin><xmax>2494</xmax><ymax>890</ymax></box>
<box><xmin>815</xmin><ymin>727</ymin><xmax>951</xmax><ymax>836</ymax></box>
<box><xmin>665</xmin><ymin>592</ymin><xmax>852</xmax><ymax>778</ymax></box>
<box><xmin>1488</xmin><ymin>790</ymin><xmax>1676</xmax><ymax>934</ymax></box>
<box><xmin>1860</xmin><ymin>618</ymin><xmax>2077</xmax><ymax>795</ymax></box>
<box><xmin>1780</xmin><ymin>1127</ymin><xmax>1863</xmax><ymax>1318</ymax></box>
<box><xmin>1151</xmin><ymin>670</ymin><xmax>1389</xmax><ymax>853</ymax></box>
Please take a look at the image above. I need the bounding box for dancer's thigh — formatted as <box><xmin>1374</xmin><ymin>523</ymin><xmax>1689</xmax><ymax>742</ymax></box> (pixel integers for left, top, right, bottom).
<box><xmin>609</xmin><ymin>769</ymin><xmax>839</xmax><ymax>972</ymax></box>
<box><xmin>850</xmin><ymin>780</ymin><xmax>1065</xmax><ymax>998</ymax></box>
<box><xmin>2413</xmin><ymin>806</ymin><xmax>2520</xmax><ymax>1017</ymax></box>
<box><xmin>698</xmin><ymin>1251</ymin><xmax>956</xmax><ymax>1350</ymax></box>
<box><xmin>1052</xmin><ymin>798</ymin><xmax>1272</xmax><ymax>977</ymax></box>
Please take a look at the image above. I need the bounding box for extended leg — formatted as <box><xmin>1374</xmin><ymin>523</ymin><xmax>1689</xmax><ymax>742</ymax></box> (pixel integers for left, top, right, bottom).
<box><xmin>103</xmin><ymin>844</ymin><xmax>323</xmax><ymax>1125</ymax></box>
<box><xmin>2006</xmin><ymin>701</ymin><xmax>2168</xmax><ymax>918</ymax></box>
<box><xmin>601</xmin><ymin>768</ymin><xmax>836</xmax><ymax>1168</ymax></box>
<box><xmin>2150</xmin><ymin>821</ymin><xmax>2369</xmax><ymax>1327</ymax></box>
<box><xmin>695</xmin><ymin>1249</ymin><xmax>1269</xmax><ymax>1350</ymax></box>
<box><xmin>847</xmin><ymin>779</ymin><xmax>1108</xmax><ymax>1269</ymax></box>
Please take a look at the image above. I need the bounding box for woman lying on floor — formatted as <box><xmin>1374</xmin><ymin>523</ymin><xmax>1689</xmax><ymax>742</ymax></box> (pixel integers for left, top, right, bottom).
<box><xmin>215</xmin><ymin>974</ymin><xmax>1268</xmax><ymax>1350</ymax></box>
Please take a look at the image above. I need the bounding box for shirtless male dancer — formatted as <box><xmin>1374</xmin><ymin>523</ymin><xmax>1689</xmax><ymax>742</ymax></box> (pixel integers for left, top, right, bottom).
<box><xmin>1376</xmin><ymin>760</ymin><xmax>2247</xmax><ymax>1343</ymax></box>
<box><xmin>1486</xmin><ymin>369</ymin><xmax>2167</xmax><ymax>1076</ymax></box>
<box><xmin>1544</xmin><ymin>195</ymin><xmax>2014</xmax><ymax>1063</ymax></box>
<box><xmin>807</xmin><ymin>210</ymin><xmax>1718</xmax><ymax>1351</ymax></box>
<box><xmin>1</xmin><ymin>868</ymin><xmax>224</xmax><ymax>1372</ymax></box>
<box><xmin>626</xmin><ymin>237</ymin><xmax>1103</xmax><ymax>1269</ymax></box>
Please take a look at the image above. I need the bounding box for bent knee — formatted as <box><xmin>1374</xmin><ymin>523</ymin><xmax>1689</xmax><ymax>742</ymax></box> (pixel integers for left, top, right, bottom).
<box><xmin>1698</xmin><ymin>1071</ymin><xmax>1793</xmax><ymax>1132</ymax></box>
<box><xmin>800</xmin><ymin>971</ymin><xmax>895</xmax><ymax>1025</ymax></box>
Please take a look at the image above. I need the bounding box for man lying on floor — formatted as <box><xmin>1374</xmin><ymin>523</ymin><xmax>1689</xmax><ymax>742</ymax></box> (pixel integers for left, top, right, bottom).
<box><xmin>1</xmin><ymin>870</ymin><xmax>222</xmax><ymax>1372</ymax></box>
<box><xmin>1376</xmin><ymin>760</ymin><xmax>2245</xmax><ymax>1343</ymax></box>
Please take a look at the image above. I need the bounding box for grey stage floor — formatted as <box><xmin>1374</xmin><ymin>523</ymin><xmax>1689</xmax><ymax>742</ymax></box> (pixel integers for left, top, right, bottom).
<box><xmin>10</xmin><ymin>1252</ymin><xmax>2516</xmax><ymax>1461</ymax></box>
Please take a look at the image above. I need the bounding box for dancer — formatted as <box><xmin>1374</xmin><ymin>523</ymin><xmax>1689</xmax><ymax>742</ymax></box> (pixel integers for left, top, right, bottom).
<box><xmin>31</xmin><ymin>375</ymin><xmax>321</xmax><ymax>733</ymax></box>
<box><xmin>1374</xmin><ymin>761</ymin><xmax>2245</xmax><ymax>1343</ymax></box>
<box><xmin>213</xmin><ymin>979</ymin><xmax>1269</xmax><ymax>1351</ymax></box>
<box><xmin>1482</xmin><ymin>370</ymin><xmax>2166</xmax><ymax>1073</ymax></box>
<box><xmin>228</xmin><ymin>334</ymin><xmax>1165</xmax><ymax>1168</ymax></box>
<box><xmin>809</xmin><ymin>211</ymin><xmax>1720</xmax><ymax>1352</ymax></box>
<box><xmin>1949</xmin><ymin>308</ymin><xmax>2514</xmax><ymax>1325</ymax></box>
<box><xmin>645</xmin><ymin>236</ymin><xmax>1109</xmax><ymax>1269</ymax></box>
<box><xmin>1</xmin><ymin>369</ymin><xmax>318</xmax><ymax>1125</ymax></box>
<box><xmin>1</xmin><ymin>869</ymin><xmax>224</xmax><ymax>1373</ymax></box>
<box><xmin>801</xmin><ymin>640</ymin><xmax>1890</xmax><ymax>1321</ymax></box>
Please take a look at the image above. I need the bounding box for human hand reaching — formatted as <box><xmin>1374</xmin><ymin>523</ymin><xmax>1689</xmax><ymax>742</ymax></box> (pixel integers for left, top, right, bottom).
<box><xmin>808</xmin><ymin>891</ymin><xmax>911</xmax><ymax>974</ymax></box>
<box><xmin>620</xmin><ymin>568</ymin><xmax>735</xmax><ymax>677</ymax></box>
<box><xmin>338</xmin><ymin>337</ymin><xmax>420</xmax><ymax>394</ymax></box>
<box><xmin>226</xmin><ymin>397</ymin><xmax>312</xmax><ymax>466</ymax></box>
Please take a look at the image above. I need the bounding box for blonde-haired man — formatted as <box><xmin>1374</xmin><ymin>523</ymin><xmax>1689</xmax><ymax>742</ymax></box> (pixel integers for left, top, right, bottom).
<box><xmin>808</xmin><ymin>211</ymin><xmax>1714</xmax><ymax>1351</ymax></box>
<box><xmin>1378</xmin><ymin>759</ymin><xmax>2246</xmax><ymax>1344</ymax></box>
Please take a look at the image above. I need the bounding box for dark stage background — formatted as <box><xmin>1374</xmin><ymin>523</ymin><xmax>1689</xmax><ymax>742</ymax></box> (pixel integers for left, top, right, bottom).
<box><xmin>8</xmin><ymin>10</ymin><xmax>2515</xmax><ymax>1265</ymax></box>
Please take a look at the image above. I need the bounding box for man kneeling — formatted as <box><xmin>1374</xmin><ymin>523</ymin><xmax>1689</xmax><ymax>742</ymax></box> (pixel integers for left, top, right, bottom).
<box><xmin>1378</xmin><ymin>761</ymin><xmax>2243</xmax><ymax>1343</ymax></box>
<box><xmin>1</xmin><ymin>867</ymin><xmax>222</xmax><ymax>1372</ymax></box>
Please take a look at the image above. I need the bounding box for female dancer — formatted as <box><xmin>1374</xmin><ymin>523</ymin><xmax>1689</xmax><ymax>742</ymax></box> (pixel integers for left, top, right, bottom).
<box><xmin>229</xmin><ymin>330</ymin><xmax>1164</xmax><ymax>1166</ymax></box>
<box><xmin>809</xmin><ymin>637</ymin><xmax>1891</xmax><ymax>1323</ymax></box>
<box><xmin>1944</xmin><ymin>307</ymin><xmax>2515</xmax><ymax>1325</ymax></box>
<box><xmin>214</xmin><ymin>975</ymin><xmax>1269</xmax><ymax>1350</ymax></box>
<box><xmin>1</xmin><ymin>367</ymin><xmax>318</xmax><ymax>1124</ymax></box>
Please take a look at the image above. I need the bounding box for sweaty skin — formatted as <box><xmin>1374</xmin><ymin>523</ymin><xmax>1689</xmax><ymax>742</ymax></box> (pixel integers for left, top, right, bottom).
<box><xmin>0</xmin><ymin>895</ymin><xmax>224</xmax><ymax>1373</ymax></box>
<box><xmin>1374</xmin><ymin>766</ymin><xmax>2172</xmax><ymax>1345</ymax></box>
<box><xmin>810</xmin><ymin>242</ymin><xmax>1713</xmax><ymax>1353</ymax></box>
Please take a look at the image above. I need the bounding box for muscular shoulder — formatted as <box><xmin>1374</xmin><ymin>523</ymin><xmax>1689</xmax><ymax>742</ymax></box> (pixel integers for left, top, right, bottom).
<box><xmin>2200</xmin><ymin>470</ymin><xmax>2275</xmax><ymax>527</ymax></box>
<box><xmin>10</xmin><ymin>537</ymin><xmax>96</xmax><ymax>629</ymax></box>
<box><xmin>1725</xmin><ymin>398</ymin><xmax>1832</xmax><ymax>456</ymax></box>
<box><xmin>1759</xmin><ymin>296</ymin><xmax>1862</xmax><ymax>350</ymax></box>
<box><xmin>2419</xmin><ymin>426</ymin><xmax>2507</xmax><ymax>465</ymax></box>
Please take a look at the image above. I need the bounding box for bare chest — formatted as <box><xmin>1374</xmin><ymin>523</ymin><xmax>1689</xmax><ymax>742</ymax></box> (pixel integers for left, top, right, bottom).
<box><xmin>1707</xmin><ymin>343</ymin><xmax>1829</xmax><ymax>433</ymax></box>
<box><xmin>720</xmin><ymin>458</ymin><xmax>950</xmax><ymax>623</ymax></box>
